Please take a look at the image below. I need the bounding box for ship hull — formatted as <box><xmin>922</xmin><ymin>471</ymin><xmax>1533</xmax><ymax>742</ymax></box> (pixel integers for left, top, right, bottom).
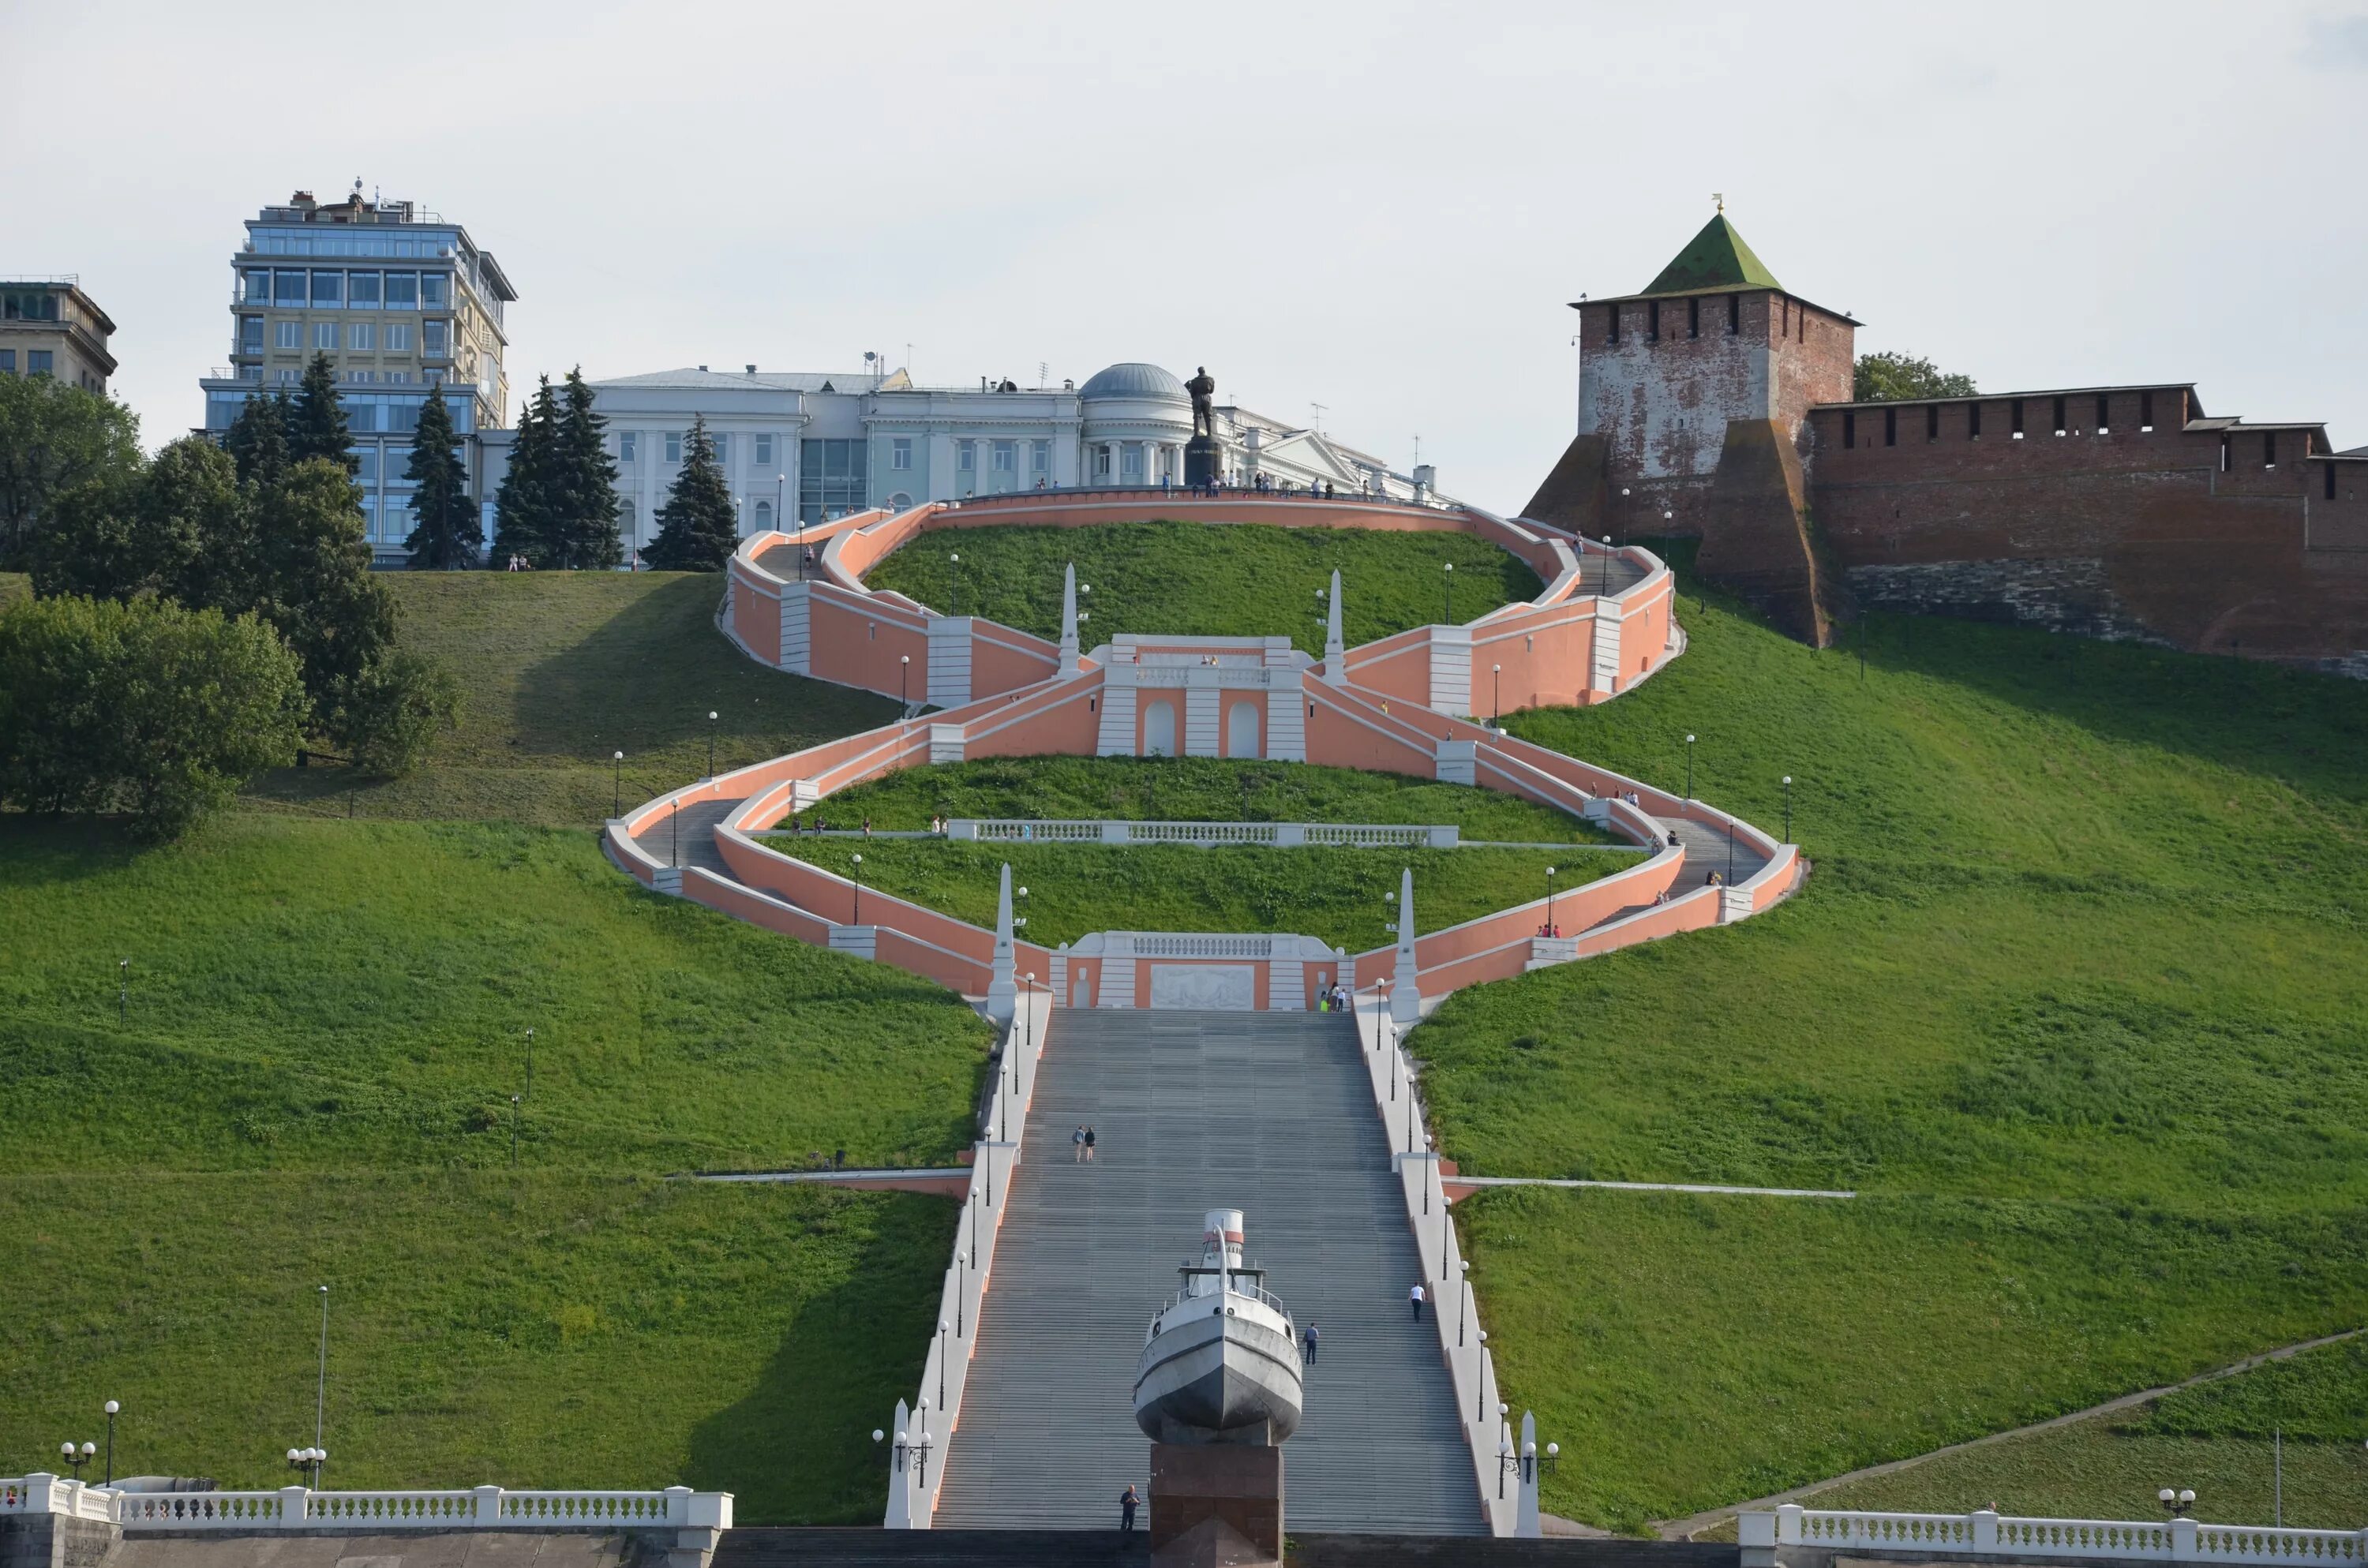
<box><xmin>1133</xmin><ymin>1306</ymin><xmax>1302</xmax><ymax>1444</ymax></box>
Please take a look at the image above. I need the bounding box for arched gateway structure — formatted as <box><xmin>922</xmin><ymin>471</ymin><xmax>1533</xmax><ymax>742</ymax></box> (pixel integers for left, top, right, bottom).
<box><xmin>605</xmin><ymin>489</ymin><xmax>1800</xmax><ymax>1018</ymax></box>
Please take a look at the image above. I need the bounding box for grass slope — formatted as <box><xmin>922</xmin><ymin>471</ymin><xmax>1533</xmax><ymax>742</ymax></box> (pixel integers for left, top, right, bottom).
<box><xmin>1800</xmin><ymin>1336</ymin><xmax>2368</xmax><ymax>1526</ymax></box>
<box><xmin>811</xmin><ymin>755</ymin><xmax>1616</xmax><ymax>844</ymax></box>
<box><xmin>864</xmin><ymin>520</ymin><xmax>1541</xmax><ymax>655</ymax></box>
<box><xmin>245</xmin><ymin>572</ymin><xmax>896</xmax><ymax>826</ymax></box>
<box><xmin>781</xmin><ymin>839</ymin><xmax>1604</xmax><ymax>950</ymax></box>
<box><xmin>1418</xmin><ymin>582</ymin><xmax>2368</xmax><ymax>1530</ymax></box>
<box><xmin>1</xmin><ymin>571</ymin><xmax>968</xmax><ymax>1519</ymax></box>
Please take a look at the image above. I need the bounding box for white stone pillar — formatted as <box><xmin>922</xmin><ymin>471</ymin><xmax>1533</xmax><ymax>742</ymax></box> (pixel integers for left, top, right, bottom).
<box><xmin>987</xmin><ymin>863</ymin><xmax>1017</xmax><ymax>1024</ymax></box>
<box><xmin>1323</xmin><ymin>567</ymin><xmax>1346</xmax><ymax>678</ymax></box>
<box><xmin>1516</xmin><ymin>1411</ymin><xmax>1541</xmax><ymax>1536</ymax></box>
<box><xmin>1058</xmin><ymin>562</ymin><xmax>1081</xmax><ymax>676</ymax></box>
<box><xmin>1391</xmin><ymin>866</ymin><xmax>1421</xmax><ymax>1024</ymax></box>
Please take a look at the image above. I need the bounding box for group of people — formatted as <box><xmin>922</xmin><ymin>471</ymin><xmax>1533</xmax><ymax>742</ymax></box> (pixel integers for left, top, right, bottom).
<box><xmin>1314</xmin><ymin>982</ymin><xmax>1350</xmax><ymax>1012</ymax></box>
<box><xmin>1070</xmin><ymin>1124</ymin><xmax>1099</xmax><ymax>1162</ymax></box>
<box><xmin>501</xmin><ymin>553</ymin><xmax>535</xmax><ymax>571</ymax></box>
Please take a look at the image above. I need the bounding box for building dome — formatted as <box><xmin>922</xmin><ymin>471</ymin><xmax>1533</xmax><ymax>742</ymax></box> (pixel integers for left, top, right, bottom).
<box><xmin>1079</xmin><ymin>361</ymin><xmax>1187</xmax><ymax>402</ymax></box>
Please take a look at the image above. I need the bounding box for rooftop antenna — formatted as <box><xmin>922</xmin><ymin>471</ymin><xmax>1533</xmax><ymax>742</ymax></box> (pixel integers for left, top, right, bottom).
<box><xmin>1039</xmin><ymin>361</ymin><xmax>1049</xmax><ymax>391</ymax></box>
<box><xmin>905</xmin><ymin>342</ymin><xmax>914</xmax><ymax>378</ymax></box>
<box><xmin>1413</xmin><ymin>435</ymin><xmax>1422</xmax><ymax>467</ymax></box>
<box><xmin>1310</xmin><ymin>401</ymin><xmax>1327</xmax><ymax>435</ymax></box>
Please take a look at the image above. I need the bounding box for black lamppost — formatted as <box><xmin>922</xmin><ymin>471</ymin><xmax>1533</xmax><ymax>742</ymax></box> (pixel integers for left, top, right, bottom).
<box><xmin>612</xmin><ymin>750</ymin><xmax>624</xmax><ymax>816</ymax></box>
<box><xmin>1600</xmin><ymin>534</ymin><xmax>1613</xmax><ymax>597</ymax></box>
<box><xmin>1544</xmin><ymin>865</ymin><xmax>1558</xmax><ymax>935</ymax></box>
<box><xmin>706</xmin><ymin>710</ymin><xmax>718</xmax><ymax>779</ymax></box>
<box><xmin>524</xmin><ymin>1028</ymin><xmax>535</xmax><ymax>1098</ymax></box>
<box><xmin>1458</xmin><ymin>1258</ymin><xmax>1472</xmax><ymax>1345</ymax></box>
<box><xmin>1782</xmin><ymin>775</ymin><xmax>1793</xmax><ymax>843</ymax></box>
<box><xmin>286</xmin><ymin>1446</ymin><xmax>325</xmax><ymax>1489</ymax></box>
<box><xmin>938</xmin><ymin>1319</ymin><xmax>950</xmax><ymax>1408</ymax></box>
<box><xmin>1684</xmin><ymin>734</ymin><xmax>1695</xmax><ymax>801</ymax></box>
<box><xmin>2160</xmin><ymin>1488</ymin><xmax>2196</xmax><ymax>1518</ymax></box>
<box><xmin>850</xmin><ymin>852</ymin><xmax>864</xmax><ymax>923</ymax></box>
<box><xmin>1442</xmin><ymin>561</ymin><xmax>1454</xmax><ymax>623</ymax></box>
<box><xmin>103</xmin><ymin>1399</ymin><xmax>118</xmax><ymax>1484</ymax></box>
<box><xmin>949</xmin><ymin>552</ymin><xmax>962</xmax><ymax>617</ymax></box>
<box><xmin>313</xmin><ymin>1284</ymin><xmax>329</xmax><ymax>1462</ymax></box>
<box><xmin>1727</xmin><ymin>817</ymin><xmax>1737</xmax><ymax>887</ymax></box>
<box><xmin>510</xmin><ymin>1094</ymin><xmax>521</xmax><ymax>1166</ymax></box>
<box><xmin>900</xmin><ymin>654</ymin><xmax>911</xmax><ymax>709</ymax></box>
<box><xmin>59</xmin><ymin>1440</ymin><xmax>93</xmax><ymax>1480</ymax></box>
<box><xmin>1492</xmin><ymin>663</ymin><xmax>1501</xmax><ymax>724</ymax></box>
<box><xmin>118</xmin><ymin>958</ymin><xmax>128</xmax><ymax>1027</ymax></box>
<box><xmin>672</xmin><ymin>800</ymin><xmax>680</xmax><ymax>869</ymax></box>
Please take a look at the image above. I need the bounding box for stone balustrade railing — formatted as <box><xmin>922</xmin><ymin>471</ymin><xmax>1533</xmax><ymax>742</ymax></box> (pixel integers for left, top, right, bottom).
<box><xmin>882</xmin><ymin>982</ymin><xmax>1054</xmax><ymax>1528</ymax></box>
<box><xmin>0</xmin><ymin>1480</ymin><xmax>731</xmax><ymax>1533</ymax></box>
<box><xmin>948</xmin><ymin>818</ymin><xmax>1459</xmax><ymax>849</ymax></box>
<box><xmin>1744</xmin><ymin>1506</ymin><xmax>2368</xmax><ymax>1566</ymax></box>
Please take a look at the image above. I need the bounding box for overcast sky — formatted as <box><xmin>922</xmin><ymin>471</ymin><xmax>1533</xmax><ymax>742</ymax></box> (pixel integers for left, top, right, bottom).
<box><xmin>9</xmin><ymin>0</ymin><xmax>2364</xmax><ymax>512</ymax></box>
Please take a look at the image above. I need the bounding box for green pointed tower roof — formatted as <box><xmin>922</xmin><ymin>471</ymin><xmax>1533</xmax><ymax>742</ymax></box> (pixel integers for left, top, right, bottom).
<box><xmin>1642</xmin><ymin>213</ymin><xmax>1782</xmax><ymax>296</ymax></box>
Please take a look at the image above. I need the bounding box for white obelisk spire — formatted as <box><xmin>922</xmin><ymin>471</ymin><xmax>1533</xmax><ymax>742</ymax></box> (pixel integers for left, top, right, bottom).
<box><xmin>1058</xmin><ymin>562</ymin><xmax>1081</xmax><ymax>677</ymax></box>
<box><xmin>987</xmin><ymin>863</ymin><xmax>1017</xmax><ymax>1023</ymax></box>
<box><xmin>1391</xmin><ymin>866</ymin><xmax>1421</xmax><ymax>1024</ymax></box>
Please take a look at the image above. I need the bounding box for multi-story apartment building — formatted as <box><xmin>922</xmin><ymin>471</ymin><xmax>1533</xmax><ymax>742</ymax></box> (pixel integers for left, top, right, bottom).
<box><xmin>198</xmin><ymin>185</ymin><xmax>517</xmax><ymax>563</ymax></box>
<box><xmin>1</xmin><ymin>277</ymin><xmax>117</xmax><ymax>392</ymax></box>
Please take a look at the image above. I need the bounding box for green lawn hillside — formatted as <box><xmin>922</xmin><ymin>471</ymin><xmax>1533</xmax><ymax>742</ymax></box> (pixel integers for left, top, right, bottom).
<box><xmin>0</xmin><ymin>571</ymin><xmax>973</xmax><ymax>1521</ymax></box>
<box><xmin>863</xmin><ymin>520</ymin><xmax>1541</xmax><ymax>655</ymax></box>
<box><xmin>1418</xmin><ymin>572</ymin><xmax>2368</xmax><ymax>1530</ymax></box>
<box><xmin>1797</xmin><ymin>1334</ymin><xmax>2368</xmax><ymax>1528</ymax></box>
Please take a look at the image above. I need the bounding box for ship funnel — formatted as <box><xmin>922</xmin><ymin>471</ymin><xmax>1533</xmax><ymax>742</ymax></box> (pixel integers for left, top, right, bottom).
<box><xmin>1202</xmin><ymin>1209</ymin><xmax>1245</xmax><ymax>1272</ymax></box>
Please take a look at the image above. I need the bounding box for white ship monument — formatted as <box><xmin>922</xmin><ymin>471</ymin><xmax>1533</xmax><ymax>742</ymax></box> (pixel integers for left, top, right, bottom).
<box><xmin>1133</xmin><ymin>1209</ymin><xmax>1302</xmax><ymax>1565</ymax></box>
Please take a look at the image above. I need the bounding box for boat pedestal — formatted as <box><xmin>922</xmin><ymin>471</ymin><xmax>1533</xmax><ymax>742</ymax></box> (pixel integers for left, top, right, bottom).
<box><xmin>1148</xmin><ymin>1442</ymin><xmax>1283</xmax><ymax>1567</ymax></box>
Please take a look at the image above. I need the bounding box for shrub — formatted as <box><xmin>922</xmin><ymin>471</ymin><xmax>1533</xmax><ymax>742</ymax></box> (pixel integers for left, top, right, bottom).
<box><xmin>0</xmin><ymin>593</ymin><xmax>305</xmax><ymax>838</ymax></box>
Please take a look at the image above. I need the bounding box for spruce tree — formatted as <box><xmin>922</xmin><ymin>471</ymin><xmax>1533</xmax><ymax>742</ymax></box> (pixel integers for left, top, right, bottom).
<box><xmin>490</xmin><ymin>375</ymin><xmax>559</xmax><ymax>567</ymax></box>
<box><xmin>403</xmin><ymin>385</ymin><xmax>478</xmax><ymax>569</ymax></box>
<box><xmin>644</xmin><ymin>416</ymin><xmax>739</xmax><ymax>571</ymax></box>
<box><xmin>549</xmin><ymin>367</ymin><xmax>623</xmax><ymax>571</ymax></box>
<box><xmin>289</xmin><ymin>353</ymin><xmax>358</xmax><ymax>474</ymax></box>
<box><xmin>223</xmin><ymin>390</ymin><xmax>291</xmax><ymax>485</ymax></box>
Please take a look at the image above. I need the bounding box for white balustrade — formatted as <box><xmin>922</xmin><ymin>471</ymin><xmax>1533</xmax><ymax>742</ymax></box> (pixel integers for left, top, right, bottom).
<box><xmin>2</xmin><ymin>1480</ymin><xmax>729</xmax><ymax>1533</ymax></box>
<box><xmin>1753</xmin><ymin>1506</ymin><xmax>2368</xmax><ymax>1566</ymax></box>
<box><xmin>885</xmin><ymin>983</ymin><xmax>1051</xmax><ymax>1528</ymax></box>
<box><xmin>948</xmin><ymin>818</ymin><xmax>1452</xmax><ymax>848</ymax></box>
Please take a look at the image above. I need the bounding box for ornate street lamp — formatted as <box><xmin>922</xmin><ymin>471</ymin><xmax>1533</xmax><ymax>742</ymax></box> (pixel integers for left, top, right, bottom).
<box><xmin>850</xmin><ymin>852</ymin><xmax>864</xmax><ymax>923</ymax></box>
<box><xmin>706</xmin><ymin>710</ymin><xmax>718</xmax><ymax>779</ymax></box>
<box><xmin>612</xmin><ymin>750</ymin><xmax>624</xmax><ymax>816</ymax></box>
<box><xmin>900</xmin><ymin>654</ymin><xmax>911</xmax><ymax>709</ymax></box>
<box><xmin>949</xmin><ymin>552</ymin><xmax>962</xmax><ymax>617</ymax></box>
<box><xmin>60</xmin><ymin>1441</ymin><xmax>94</xmax><ymax>1481</ymax></box>
<box><xmin>1544</xmin><ymin>866</ymin><xmax>1558</xmax><ymax>936</ymax></box>
<box><xmin>1783</xmin><ymin>775</ymin><xmax>1793</xmax><ymax>843</ymax></box>
<box><xmin>1492</xmin><ymin>663</ymin><xmax>1502</xmax><ymax>724</ymax></box>
<box><xmin>103</xmin><ymin>1400</ymin><xmax>119</xmax><ymax>1485</ymax></box>
<box><xmin>1684</xmin><ymin>734</ymin><xmax>1695</xmax><ymax>802</ymax></box>
<box><xmin>1442</xmin><ymin>560</ymin><xmax>1454</xmax><ymax>623</ymax></box>
<box><xmin>2160</xmin><ymin>1488</ymin><xmax>2196</xmax><ymax>1518</ymax></box>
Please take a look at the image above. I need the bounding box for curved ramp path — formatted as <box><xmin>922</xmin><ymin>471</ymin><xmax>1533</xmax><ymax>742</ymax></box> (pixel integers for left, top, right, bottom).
<box><xmin>934</xmin><ymin>1009</ymin><xmax>1485</xmax><ymax>1535</ymax></box>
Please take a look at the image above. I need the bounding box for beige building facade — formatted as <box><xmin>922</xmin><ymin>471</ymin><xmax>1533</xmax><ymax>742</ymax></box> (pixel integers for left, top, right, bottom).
<box><xmin>1</xmin><ymin>278</ymin><xmax>117</xmax><ymax>393</ymax></box>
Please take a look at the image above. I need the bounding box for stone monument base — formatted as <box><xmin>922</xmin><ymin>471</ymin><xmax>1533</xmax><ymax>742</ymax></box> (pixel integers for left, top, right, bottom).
<box><xmin>1150</xmin><ymin>1443</ymin><xmax>1282</xmax><ymax>1566</ymax></box>
<box><xmin>1185</xmin><ymin>432</ymin><xmax>1223</xmax><ymax>488</ymax></box>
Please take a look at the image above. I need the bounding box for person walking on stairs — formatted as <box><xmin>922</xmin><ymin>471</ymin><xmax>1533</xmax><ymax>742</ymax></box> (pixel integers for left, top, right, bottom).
<box><xmin>1410</xmin><ymin>1282</ymin><xmax>1426</xmax><ymax>1322</ymax></box>
<box><xmin>1073</xmin><ymin>1125</ymin><xmax>1087</xmax><ymax>1162</ymax></box>
<box><xmin>1302</xmin><ymin>1322</ymin><xmax>1319</xmax><ymax>1364</ymax></box>
<box><xmin>1119</xmin><ymin>1484</ymin><xmax>1140</xmax><ymax>1536</ymax></box>
<box><xmin>1084</xmin><ymin>1125</ymin><xmax>1098</xmax><ymax>1162</ymax></box>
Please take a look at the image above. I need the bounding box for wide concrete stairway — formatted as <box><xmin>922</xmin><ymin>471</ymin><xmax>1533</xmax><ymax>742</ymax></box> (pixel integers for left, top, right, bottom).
<box><xmin>934</xmin><ymin>1010</ymin><xmax>1483</xmax><ymax>1536</ymax></box>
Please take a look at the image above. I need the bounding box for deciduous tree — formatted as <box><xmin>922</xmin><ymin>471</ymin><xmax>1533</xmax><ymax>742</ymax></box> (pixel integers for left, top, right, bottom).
<box><xmin>0</xmin><ymin>372</ymin><xmax>141</xmax><ymax>567</ymax></box>
<box><xmin>1853</xmin><ymin>351</ymin><xmax>1978</xmax><ymax>403</ymax></box>
<box><xmin>0</xmin><ymin>593</ymin><xmax>306</xmax><ymax>839</ymax></box>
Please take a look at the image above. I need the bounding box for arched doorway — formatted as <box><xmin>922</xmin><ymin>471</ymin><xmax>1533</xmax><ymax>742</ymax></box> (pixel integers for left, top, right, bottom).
<box><xmin>1144</xmin><ymin>700</ymin><xmax>1176</xmax><ymax>758</ymax></box>
<box><xmin>1225</xmin><ymin>702</ymin><xmax>1261</xmax><ymax>759</ymax></box>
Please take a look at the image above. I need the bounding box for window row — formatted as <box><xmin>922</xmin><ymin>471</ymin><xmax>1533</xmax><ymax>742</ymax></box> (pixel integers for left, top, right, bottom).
<box><xmin>955</xmin><ymin>439</ymin><xmax>1051</xmax><ymax>473</ymax></box>
<box><xmin>1843</xmin><ymin>392</ymin><xmax>2166</xmax><ymax>450</ymax></box>
<box><xmin>242</xmin><ymin>269</ymin><xmax>449</xmax><ymax>309</ymax></box>
<box><xmin>617</xmin><ymin>431</ymin><xmax>777</xmax><ymax>468</ymax></box>
<box><xmin>2</xmin><ymin>290</ymin><xmax>62</xmax><ymax>321</ymax></box>
<box><xmin>0</xmin><ymin>350</ymin><xmax>57</xmax><ymax>374</ymax></box>
<box><xmin>249</xmin><ymin>230</ymin><xmax>453</xmax><ymax>259</ymax></box>
<box><xmin>247</xmin><ymin>317</ymin><xmax>435</xmax><ymax>354</ymax></box>
<box><xmin>1605</xmin><ymin>293</ymin><xmax>1812</xmax><ymax>346</ymax></box>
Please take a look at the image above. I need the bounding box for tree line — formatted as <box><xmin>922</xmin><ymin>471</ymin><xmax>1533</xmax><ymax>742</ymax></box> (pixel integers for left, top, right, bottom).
<box><xmin>1</xmin><ymin>357</ymin><xmax>458</xmax><ymax>837</ymax></box>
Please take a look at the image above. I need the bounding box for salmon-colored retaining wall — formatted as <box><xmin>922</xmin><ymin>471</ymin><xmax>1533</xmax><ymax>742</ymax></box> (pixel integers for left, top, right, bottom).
<box><xmin>635</xmin><ymin>505</ymin><xmax>1791</xmax><ymax>1014</ymax></box>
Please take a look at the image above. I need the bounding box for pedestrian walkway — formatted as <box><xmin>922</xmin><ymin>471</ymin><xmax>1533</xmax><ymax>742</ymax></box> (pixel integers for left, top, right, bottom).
<box><xmin>934</xmin><ymin>1009</ymin><xmax>1484</xmax><ymax>1535</ymax></box>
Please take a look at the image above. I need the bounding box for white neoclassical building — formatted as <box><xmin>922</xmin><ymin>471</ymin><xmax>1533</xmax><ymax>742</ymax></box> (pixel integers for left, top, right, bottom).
<box><xmin>481</xmin><ymin>360</ymin><xmax>1448</xmax><ymax>561</ymax></box>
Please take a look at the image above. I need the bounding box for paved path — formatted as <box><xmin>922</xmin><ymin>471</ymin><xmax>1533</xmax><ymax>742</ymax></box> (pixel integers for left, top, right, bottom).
<box><xmin>1654</xmin><ymin>1324</ymin><xmax>2368</xmax><ymax>1539</ymax></box>
<box><xmin>631</xmin><ymin>795</ymin><xmax>741</xmax><ymax>876</ymax></box>
<box><xmin>1654</xmin><ymin>814</ymin><xmax>1770</xmax><ymax>893</ymax></box>
<box><xmin>934</xmin><ymin>1009</ymin><xmax>1485</xmax><ymax>1535</ymax></box>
